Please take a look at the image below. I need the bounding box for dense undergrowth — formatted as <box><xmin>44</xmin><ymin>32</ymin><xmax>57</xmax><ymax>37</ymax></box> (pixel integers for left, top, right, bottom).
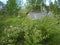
<box><xmin>0</xmin><ymin>15</ymin><xmax>60</xmax><ymax>45</ymax></box>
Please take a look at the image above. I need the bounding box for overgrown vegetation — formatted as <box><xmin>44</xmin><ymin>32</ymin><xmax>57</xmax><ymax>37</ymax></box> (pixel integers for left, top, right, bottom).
<box><xmin>0</xmin><ymin>0</ymin><xmax>60</xmax><ymax>45</ymax></box>
<box><xmin>0</xmin><ymin>16</ymin><xmax>60</xmax><ymax>45</ymax></box>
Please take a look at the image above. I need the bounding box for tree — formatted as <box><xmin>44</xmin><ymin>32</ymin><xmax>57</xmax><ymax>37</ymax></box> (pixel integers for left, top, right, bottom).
<box><xmin>49</xmin><ymin>0</ymin><xmax>60</xmax><ymax>15</ymax></box>
<box><xmin>7</xmin><ymin>0</ymin><xmax>17</xmax><ymax>15</ymax></box>
<box><xmin>27</xmin><ymin>0</ymin><xmax>44</xmax><ymax>12</ymax></box>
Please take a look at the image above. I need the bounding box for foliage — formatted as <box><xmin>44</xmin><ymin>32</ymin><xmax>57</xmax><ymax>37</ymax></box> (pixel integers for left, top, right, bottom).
<box><xmin>27</xmin><ymin>0</ymin><xmax>44</xmax><ymax>11</ymax></box>
<box><xmin>0</xmin><ymin>15</ymin><xmax>60</xmax><ymax>45</ymax></box>
<box><xmin>7</xmin><ymin>0</ymin><xmax>17</xmax><ymax>15</ymax></box>
<box><xmin>0</xmin><ymin>0</ymin><xmax>60</xmax><ymax>45</ymax></box>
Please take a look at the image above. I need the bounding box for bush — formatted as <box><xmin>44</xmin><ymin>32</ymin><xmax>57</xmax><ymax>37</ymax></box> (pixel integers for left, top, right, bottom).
<box><xmin>0</xmin><ymin>16</ymin><xmax>60</xmax><ymax>45</ymax></box>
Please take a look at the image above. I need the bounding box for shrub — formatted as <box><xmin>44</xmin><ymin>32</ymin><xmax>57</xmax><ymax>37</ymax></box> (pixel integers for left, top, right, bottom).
<box><xmin>0</xmin><ymin>16</ymin><xmax>60</xmax><ymax>45</ymax></box>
